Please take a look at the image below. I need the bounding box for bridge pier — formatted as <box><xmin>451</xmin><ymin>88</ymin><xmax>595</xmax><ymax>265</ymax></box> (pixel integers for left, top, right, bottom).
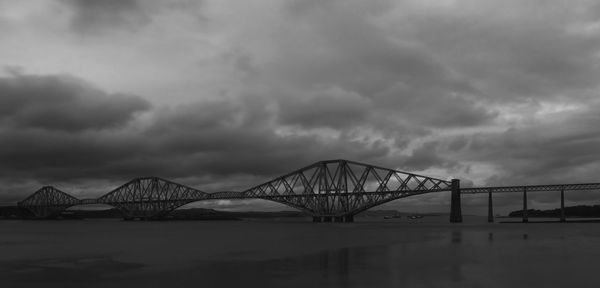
<box><xmin>333</xmin><ymin>215</ymin><xmax>355</xmax><ymax>222</ymax></box>
<box><xmin>522</xmin><ymin>187</ymin><xmax>528</xmax><ymax>223</ymax></box>
<box><xmin>560</xmin><ymin>189</ymin><xmax>566</xmax><ymax>222</ymax></box>
<box><xmin>344</xmin><ymin>215</ymin><xmax>354</xmax><ymax>222</ymax></box>
<box><xmin>488</xmin><ymin>188</ymin><xmax>494</xmax><ymax>223</ymax></box>
<box><xmin>450</xmin><ymin>179</ymin><xmax>462</xmax><ymax>223</ymax></box>
<box><xmin>313</xmin><ymin>215</ymin><xmax>354</xmax><ymax>223</ymax></box>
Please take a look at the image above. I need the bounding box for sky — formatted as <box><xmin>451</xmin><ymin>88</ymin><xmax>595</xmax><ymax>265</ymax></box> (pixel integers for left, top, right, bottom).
<box><xmin>1</xmin><ymin>0</ymin><xmax>600</xmax><ymax>215</ymax></box>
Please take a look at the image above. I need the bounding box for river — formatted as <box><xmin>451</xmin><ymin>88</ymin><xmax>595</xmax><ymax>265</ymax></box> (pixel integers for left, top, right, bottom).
<box><xmin>2</xmin><ymin>216</ymin><xmax>600</xmax><ymax>287</ymax></box>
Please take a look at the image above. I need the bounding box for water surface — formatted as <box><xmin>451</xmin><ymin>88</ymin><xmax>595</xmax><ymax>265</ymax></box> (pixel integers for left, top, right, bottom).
<box><xmin>2</xmin><ymin>216</ymin><xmax>599</xmax><ymax>287</ymax></box>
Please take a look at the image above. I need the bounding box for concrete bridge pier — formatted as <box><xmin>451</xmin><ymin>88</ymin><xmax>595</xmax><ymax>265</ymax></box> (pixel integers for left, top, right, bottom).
<box><xmin>334</xmin><ymin>215</ymin><xmax>354</xmax><ymax>222</ymax></box>
<box><xmin>450</xmin><ymin>179</ymin><xmax>462</xmax><ymax>223</ymax></box>
<box><xmin>522</xmin><ymin>187</ymin><xmax>528</xmax><ymax>223</ymax></box>
<box><xmin>313</xmin><ymin>215</ymin><xmax>354</xmax><ymax>223</ymax></box>
<box><xmin>560</xmin><ymin>189</ymin><xmax>566</xmax><ymax>222</ymax></box>
<box><xmin>488</xmin><ymin>188</ymin><xmax>494</xmax><ymax>223</ymax></box>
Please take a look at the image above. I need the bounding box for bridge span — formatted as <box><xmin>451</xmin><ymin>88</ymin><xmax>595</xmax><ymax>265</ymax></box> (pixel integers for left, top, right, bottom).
<box><xmin>15</xmin><ymin>159</ymin><xmax>600</xmax><ymax>222</ymax></box>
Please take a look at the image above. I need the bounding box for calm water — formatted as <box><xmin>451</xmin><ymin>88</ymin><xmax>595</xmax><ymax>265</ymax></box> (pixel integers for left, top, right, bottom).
<box><xmin>2</xmin><ymin>216</ymin><xmax>600</xmax><ymax>288</ymax></box>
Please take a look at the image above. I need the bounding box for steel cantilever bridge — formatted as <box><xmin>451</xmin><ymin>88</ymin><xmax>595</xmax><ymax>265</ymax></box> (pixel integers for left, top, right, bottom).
<box><xmin>17</xmin><ymin>159</ymin><xmax>600</xmax><ymax>223</ymax></box>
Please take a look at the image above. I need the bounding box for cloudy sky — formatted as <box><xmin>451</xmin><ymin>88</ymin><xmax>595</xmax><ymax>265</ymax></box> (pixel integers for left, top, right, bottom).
<box><xmin>2</xmin><ymin>0</ymin><xmax>600</xmax><ymax>214</ymax></box>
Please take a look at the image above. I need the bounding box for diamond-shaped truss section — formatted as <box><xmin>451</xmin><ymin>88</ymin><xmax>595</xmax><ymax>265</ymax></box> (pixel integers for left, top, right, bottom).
<box><xmin>18</xmin><ymin>186</ymin><xmax>80</xmax><ymax>218</ymax></box>
<box><xmin>242</xmin><ymin>159</ymin><xmax>452</xmax><ymax>216</ymax></box>
<box><xmin>243</xmin><ymin>159</ymin><xmax>450</xmax><ymax>197</ymax></box>
<box><xmin>98</xmin><ymin>177</ymin><xmax>208</xmax><ymax>204</ymax></box>
<box><xmin>18</xmin><ymin>186</ymin><xmax>80</xmax><ymax>207</ymax></box>
<box><xmin>97</xmin><ymin>177</ymin><xmax>210</xmax><ymax>218</ymax></box>
<box><xmin>208</xmin><ymin>191</ymin><xmax>244</xmax><ymax>199</ymax></box>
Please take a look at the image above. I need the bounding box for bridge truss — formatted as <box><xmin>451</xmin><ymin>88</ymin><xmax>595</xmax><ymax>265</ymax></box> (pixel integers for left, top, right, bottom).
<box><xmin>16</xmin><ymin>159</ymin><xmax>600</xmax><ymax>222</ymax></box>
<box><xmin>17</xmin><ymin>160</ymin><xmax>451</xmax><ymax>221</ymax></box>
<box><xmin>242</xmin><ymin>160</ymin><xmax>452</xmax><ymax>221</ymax></box>
<box><xmin>96</xmin><ymin>177</ymin><xmax>213</xmax><ymax>219</ymax></box>
<box><xmin>18</xmin><ymin>186</ymin><xmax>80</xmax><ymax>218</ymax></box>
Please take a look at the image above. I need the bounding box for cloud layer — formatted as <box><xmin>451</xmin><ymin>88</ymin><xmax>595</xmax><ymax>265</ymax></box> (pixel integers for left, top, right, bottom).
<box><xmin>1</xmin><ymin>0</ymin><xmax>600</xmax><ymax>214</ymax></box>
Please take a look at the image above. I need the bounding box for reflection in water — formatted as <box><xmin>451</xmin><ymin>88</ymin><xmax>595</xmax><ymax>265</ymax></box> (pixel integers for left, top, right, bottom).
<box><xmin>319</xmin><ymin>247</ymin><xmax>350</xmax><ymax>286</ymax></box>
<box><xmin>6</xmin><ymin>220</ymin><xmax>600</xmax><ymax>288</ymax></box>
<box><xmin>194</xmin><ymin>233</ymin><xmax>474</xmax><ymax>287</ymax></box>
<box><xmin>451</xmin><ymin>230</ymin><xmax>462</xmax><ymax>244</ymax></box>
<box><xmin>194</xmin><ymin>246</ymin><xmax>358</xmax><ymax>287</ymax></box>
<box><xmin>448</xmin><ymin>230</ymin><xmax>465</xmax><ymax>283</ymax></box>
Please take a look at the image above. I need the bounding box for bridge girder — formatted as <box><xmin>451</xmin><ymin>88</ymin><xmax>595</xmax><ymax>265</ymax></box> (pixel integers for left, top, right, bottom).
<box><xmin>242</xmin><ymin>159</ymin><xmax>452</xmax><ymax>217</ymax></box>
<box><xmin>96</xmin><ymin>177</ymin><xmax>211</xmax><ymax>219</ymax></box>
<box><xmin>18</xmin><ymin>186</ymin><xmax>80</xmax><ymax>218</ymax></box>
<box><xmin>18</xmin><ymin>159</ymin><xmax>600</xmax><ymax>222</ymax></box>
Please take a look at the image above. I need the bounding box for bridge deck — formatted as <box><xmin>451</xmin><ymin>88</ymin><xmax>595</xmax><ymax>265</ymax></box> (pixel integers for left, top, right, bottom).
<box><xmin>462</xmin><ymin>183</ymin><xmax>600</xmax><ymax>194</ymax></box>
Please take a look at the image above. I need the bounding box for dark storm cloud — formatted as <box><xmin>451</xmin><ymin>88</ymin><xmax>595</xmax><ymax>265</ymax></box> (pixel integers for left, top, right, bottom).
<box><xmin>374</xmin><ymin>84</ymin><xmax>497</xmax><ymax>128</ymax></box>
<box><xmin>0</xmin><ymin>74</ymin><xmax>401</xmax><ymax>200</ymax></box>
<box><xmin>264</xmin><ymin>0</ymin><xmax>498</xmax><ymax>131</ymax></box>
<box><xmin>0</xmin><ymin>73</ymin><xmax>153</xmax><ymax>192</ymax></box>
<box><xmin>144</xmin><ymin>98</ymin><xmax>396</xmax><ymax>178</ymax></box>
<box><xmin>3</xmin><ymin>0</ymin><xmax>600</xmax><ymax>213</ymax></box>
<box><xmin>402</xmin><ymin>1</ymin><xmax>600</xmax><ymax>102</ymax></box>
<box><xmin>431</xmin><ymin>103</ymin><xmax>600</xmax><ymax>186</ymax></box>
<box><xmin>402</xmin><ymin>142</ymin><xmax>457</xmax><ymax>171</ymax></box>
<box><xmin>62</xmin><ymin>0</ymin><xmax>150</xmax><ymax>35</ymax></box>
<box><xmin>277</xmin><ymin>87</ymin><xmax>371</xmax><ymax>129</ymax></box>
<box><xmin>275</xmin><ymin>1</ymin><xmax>450</xmax><ymax>95</ymax></box>
<box><xmin>268</xmin><ymin>0</ymin><xmax>600</xmax><ymax>134</ymax></box>
<box><xmin>0</xmin><ymin>73</ymin><xmax>151</xmax><ymax>131</ymax></box>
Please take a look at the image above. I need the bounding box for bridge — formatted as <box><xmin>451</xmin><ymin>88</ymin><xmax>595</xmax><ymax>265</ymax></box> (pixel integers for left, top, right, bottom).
<box><xmin>15</xmin><ymin>159</ymin><xmax>600</xmax><ymax>222</ymax></box>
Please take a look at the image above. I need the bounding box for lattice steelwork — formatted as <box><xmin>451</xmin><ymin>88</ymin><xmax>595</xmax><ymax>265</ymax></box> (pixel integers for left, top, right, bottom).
<box><xmin>96</xmin><ymin>177</ymin><xmax>210</xmax><ymax>219</ymax></box>
<box><xmin>19</xmin><ymin>159</ymin><xmax>600</xmax><ymax>222</ymax></box>
<box><xmin>18</xmin><ymin>186</ymin><xmax>80</xmax><ymax>218</ymax></box>
<box><xmin>242</xmin><ymin>159</ymin><xmax>452</xmax><ymax>218</ymax></box>
<box><xmin>207</xmin><ymin>191</ymin><xmax>244</xmax><ymax>199</ymax></box>
<box><xmin>461</xmin><ymin>183</ymin><xmax>600</xmax><ymax>194</ymax></box>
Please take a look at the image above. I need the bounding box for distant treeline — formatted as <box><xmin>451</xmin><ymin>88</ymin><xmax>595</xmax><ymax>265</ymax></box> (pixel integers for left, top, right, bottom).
<box><xmin>1</xmin><ymin>206</ymin><xmax>438</xmax><ymax>220</ymax></box>
<box><xmin>0</xmin><ymin>206</ymin><xmax>306</xmax><ymax>220</ymax></box>
<box><xmin>168</xmin><ymin>208</ymin><xmax>305</xmax><ymax>220</ymax></box>
<box><xmin>0</xmin><ymin>206</ymin><xmax>125</xmax><ymax>219</ymax></box>
<box><xmin>509</xmin><ymin>205</ymin><xmax>600</xmax><ymax>217</ymax></box>
<box><xmin>0</xmin><ymin>206</ymin><xmax>29</xmax><ymax>219</ymax></box>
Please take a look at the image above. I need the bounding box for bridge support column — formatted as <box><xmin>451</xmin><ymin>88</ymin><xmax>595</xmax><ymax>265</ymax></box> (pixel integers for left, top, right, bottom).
<box><xmin>488</xmin><ymin>188</ymin><xmax>494</xmax><ymax>223</ymax></box>
<box><xmin>450</xmin><ymin>179</ymin><xmax>462</xmax><ymax>223</ymax></box>
<box><xmin>560</xmin><ymin>189</ymin><xmax>566</xmax><ymax>222</ymax></box>
<box><xmin>522</xmin><ymin>187</ymin><xmax>528</xmax><ymax>223</ymax></box>
<box><xmin>344</xmin><ymin>215</ymin><xmax>354</xmax><ymax>222</ymax></box>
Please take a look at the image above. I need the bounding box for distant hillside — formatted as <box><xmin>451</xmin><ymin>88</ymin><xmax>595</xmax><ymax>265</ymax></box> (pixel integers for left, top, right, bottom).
<box><xmin>508</xmin><ymin>205</ymin><xmax>600</xmax><ymax>218</ymax></box>
<box><xmin>168</xmin><ymin>208</ymin><xmax>305</xmax><ymax>220</ymax></box>
<box><xmin>356</xmin><ymin>210</ymin><xmax>445</xmax><ymax>217</ymax></box>
<box><xmin>0</xmin><ymin>206</ymin><xmax>30</xmax><ymax>219</ymax></box>
<box><xmin>171</xmin><ymin>209</ymin><xmax>446</xmax><ymax>219</ymax></box>
<box><xmin>1</xmin><ymin>206</ymin><xmax>443</xmax><ymax>220</ymax></box>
